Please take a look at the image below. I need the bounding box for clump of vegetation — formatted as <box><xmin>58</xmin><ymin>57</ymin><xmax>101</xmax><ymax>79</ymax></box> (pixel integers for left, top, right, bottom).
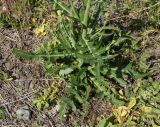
<box><xmin>33</xmin><ymin>84</ymin><xmax>59</xmax><ymax>110</ymax></box>
<box><xmin>0</xmin><ymin>0</ymin><xmax>54</xmax><ymax>30</ymax></box>
<box><xmin>95</xmin><ymin>79</ymin><xmax>160</xmax><ymax>126</ymax></box>
<box><xmin>0</xmin><ymin>69</ymin><xmax>10</xmax><ymax>81</ymax></box>
<box><xmin>11</xmin><ymin>0</ymin><xmax>160</xmax><ymax>126</ymax></box>
<box><xmin>0</xmin><ymin>108</ymin><xmax>6</xmax><ymax>119</ymax></box>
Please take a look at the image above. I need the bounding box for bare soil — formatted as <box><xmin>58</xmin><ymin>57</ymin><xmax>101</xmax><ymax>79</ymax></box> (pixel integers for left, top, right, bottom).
<box><xmin>0</xmin><ymin>28</ymin><xmax>66</xmax><ymax>127</ymax></box>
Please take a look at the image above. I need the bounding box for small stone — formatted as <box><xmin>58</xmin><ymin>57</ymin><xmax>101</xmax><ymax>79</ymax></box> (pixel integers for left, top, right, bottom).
<box><xmin>5</xmin><ymin>63</ymin><xmax>11</xmax><ymax>70</ymax></box>
<box><xmin>16</xmin><ymin>105</ymin><xmax>31</xmax><ymax>121</ymax></box>
<box><xmin>48</xmin><ymin>104</ymin><xmax>60</xmax><ymax>117</ymax></box>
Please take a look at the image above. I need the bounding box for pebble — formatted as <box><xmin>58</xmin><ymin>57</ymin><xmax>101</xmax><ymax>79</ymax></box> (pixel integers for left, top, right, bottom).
<box><xmin>48</xmin><ymin>104</ymin><xmax>60</xmax><ymax>117</ymax></box>
<box><xmin>16</xmin><ymin>105</ymin><xmax>31</xmax><ymax>121</ymax></box>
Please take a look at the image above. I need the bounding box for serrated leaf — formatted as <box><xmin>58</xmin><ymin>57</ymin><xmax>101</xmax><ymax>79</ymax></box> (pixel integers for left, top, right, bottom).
<box><xmin>53</xmin><ymin>0</ymin><xmax>72</xmax><ymax>15</ymax></box>
<box><xmin>84</xmin><ymin>85</ymin><xmax>91</xmax><ymax>101</ymax></box>
<box><xmin>114</xmin><ymin>37</ymin><xmax>132</xmax><ymax>46</ymax></box>
<box><xmin>111</xmin><ymin>97</ymin><xmax>126</xmax><ymax>106</ymax></box>
<box><xmin>13</xmin><ymin>49</ymin><xmax>36</xmax><ymax>60</ymax></box>
<box><xmin>52</xmin><ymin>0</ymin><xmax>79</xmax><ymax>20</ymax></box>
<box><xmin>98</xmin><ymin>26</ymin><xmax>120</xmax><ymax>32</ymax></box>
<box><xmin>82</xmin><ymin>0</ymin><xmax>92</xmax><ymax>26</ymax></box>
<box><xmin>13</xmin><ymin>48</ymin><xmax>73</xmax><ymax>60</ymax></box>
<box><xmin>56</xmin><ymin>31</ymin><xmax>72</xmax><ymax>49</ymax></box>
<box><xmin>128</xmin><ymin>68</ymin><xmax>150</xmax><ymax>79</ymax></box>
<box><xmin>125</xmin><ymin>63</ymin><xmax>150</xmax><ymax>79</ymax></box>
<box><xmin>69</xmin><ymin>0</ymin><xmax>79</xmax><ymax>19</ymax></box>
<box><xmin>95</xmin><ymin>62</ymin><xmax>101</xmax><ymax>82</ymax></box>
<box><xmin>64</xmin><ymin>98</ymin><xmax>76</xmax><ymax>111</ymax></box>
<box><xmin>66</xmin><ymin>88</ymin><xmax>84</xmax><ymax>103</ymax></box>
<box><xmin>79</xmin><ymin>7</ymin><xmax>85</xmax><ymax>23</ymax></box>
<box><xmin>114</xmin><ymin>77</ymin><xmax>127</xmax><ymax>86</ymax></box>
<box><xmin>141</xmin><ymin>106</ymin><xmax>160</xmax><ymax>114</ymax></box>
<box><xmin>101</xmin><ymin>54</ymin><xmax>118</xmax><ymax>60</ymax></box>
<box><xmin>59</xmin><ymin>103</ymin><xmax>67</xmax><ymax>121</ymax></box>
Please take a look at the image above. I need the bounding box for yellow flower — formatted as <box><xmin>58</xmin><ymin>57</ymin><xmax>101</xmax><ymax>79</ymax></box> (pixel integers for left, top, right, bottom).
<box><xmin>34</xmin><ymin>24</ymin><xmax>46</xmax><ymax>36</ymax></box>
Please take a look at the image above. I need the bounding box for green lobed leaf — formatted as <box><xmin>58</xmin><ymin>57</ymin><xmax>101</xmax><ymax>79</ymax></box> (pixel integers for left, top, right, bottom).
<box><xmin>13</xmin><ymin>48</ymin><xmax>37</xmax><ymax>60</ymax></box>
